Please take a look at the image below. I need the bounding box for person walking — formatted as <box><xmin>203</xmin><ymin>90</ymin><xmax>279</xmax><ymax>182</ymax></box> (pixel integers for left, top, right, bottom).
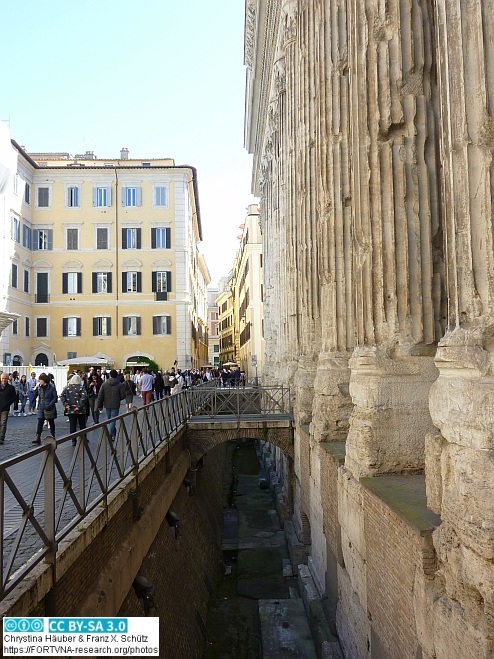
<box><xmin>27</xmin><ymin>371</ymin><xmax>38</xmax><ymax>414</ymax></box>
<box><xmin>18</xmin><ymin>374</ymin><xmax>29</xmax><ymax>416</ymax></box>
<box><xmin>163</xmin><ymin>371</ymin><xmax>172</xmax><ymax>397</ymax></box>
<box><xmin>97</xmin><ymin>369</ymin><xmax>125</xmax><ymax>439</ymax></box>
<box><xmin>11</xmin><ymin>371</ymin><xmax>20</xmax><ymax>416</ymax></box>
<box><xmin>154</xmin><ymin>371</ymin><xmax>165</xmax><ymax>399</ymax></box>
<box><xmin>86</xmin><ymin>373</ymin><xmax>102</xmax><ymax>424</ymax></box>
<box><xmin>0</xmin><ymin>373</ymin><xmax>17</xmax><ymax>445</ymax></box>
<box><xmin>123</xmin><ymin>373</ymin><xmax>136</xmax><ymax>411</ymax></box>
<box><xmin>60</xmin><ymin>374</ymin><xmax>88</xmax><ymax>445</ymax></box>
<box><xmin>139</xmin><ymin>367</ymin><xmax>154</xmax><ymax>406</ymax></box>
<box><xmin>32</xmin><ymin>373</ymin><xmax>58</xmax><ymax>445</ymax></box>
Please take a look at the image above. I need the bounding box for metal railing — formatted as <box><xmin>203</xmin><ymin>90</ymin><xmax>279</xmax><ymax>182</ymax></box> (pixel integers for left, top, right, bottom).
<box><xmin>190</xmin><ymin>385</ymin><xmax>291</xmax><ymax>418</ymax></box>
<box><xmin>0</xmin><ymin>383</ymin><xmax>290</xmax><ymax>602</ymax></box>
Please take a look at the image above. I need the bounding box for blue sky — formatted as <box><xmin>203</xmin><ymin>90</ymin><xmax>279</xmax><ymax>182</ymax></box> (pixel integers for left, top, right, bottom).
<box><xmin>0</xmin><ymin>0</ymin><xmax>257</xmax><ymax>283</ymax></box>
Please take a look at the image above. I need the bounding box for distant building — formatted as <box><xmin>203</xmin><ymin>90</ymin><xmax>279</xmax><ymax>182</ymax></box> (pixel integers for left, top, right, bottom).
<box><xmin>216</xmin><ymin>275</ymin><xmax>235</xmax><ymax>367</ymax></box>
<box><xmin>232</xmin><ymin>205</ymin><xmax>264</xmax><ymax>380</ymax></box>
<box><xmin>216</xmin><ymin>204</ymin><xmax>264</xmax><ymax>380</ymax></box>
<box><xmin>0</xmin><ymin>132</ymin><xmax>210</xmax><ymax>370</ymax></box>
<box><xmin>207</xmin><ymin>286</ymin><xmax>220</xmax><ymax>367</ymax></box>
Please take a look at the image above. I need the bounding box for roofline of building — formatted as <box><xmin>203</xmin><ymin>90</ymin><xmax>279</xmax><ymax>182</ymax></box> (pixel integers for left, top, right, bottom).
<box><xmin>10</xmin><ymin>140</ymin><xmax>202</xmax><ymax>240</ymax></box>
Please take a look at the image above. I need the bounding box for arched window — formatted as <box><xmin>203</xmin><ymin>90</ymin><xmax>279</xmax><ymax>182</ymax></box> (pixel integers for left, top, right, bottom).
<box><xmin>13</xmin><ymin>355</ymin><xmax>23</xmax><ymax>366</ymax></box>
<box><xmin>35</xmin><ymin>353</ymin><xmax>48</xmax><ymax>366</ymax></box>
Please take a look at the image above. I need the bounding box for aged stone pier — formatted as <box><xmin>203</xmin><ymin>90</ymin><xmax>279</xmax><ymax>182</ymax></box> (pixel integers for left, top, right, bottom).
<box><xmin>245</xmin><ymin>1</ymin><xmax>494</xmax><ymax>657</ymax></box>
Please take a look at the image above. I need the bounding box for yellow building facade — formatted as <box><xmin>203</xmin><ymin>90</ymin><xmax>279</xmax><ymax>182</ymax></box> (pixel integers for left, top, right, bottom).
<box><xmin>2</xmin><ymin>138</ymin><xmax>209</xmax><ymax>370</ymax></box>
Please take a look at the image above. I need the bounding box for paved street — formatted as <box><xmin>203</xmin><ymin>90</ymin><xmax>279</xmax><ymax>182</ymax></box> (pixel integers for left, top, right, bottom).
<box><xmin>0</xmin><ymin>398</ymin><xmax>144</xmax><ymax>463</ymax></box>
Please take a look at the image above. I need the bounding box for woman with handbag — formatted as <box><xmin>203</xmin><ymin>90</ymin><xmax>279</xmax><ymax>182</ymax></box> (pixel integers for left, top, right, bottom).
<box><xmin>32</xmin><ymin>373</ymin><xmax>58</xmax><ymax>445</ymax></box>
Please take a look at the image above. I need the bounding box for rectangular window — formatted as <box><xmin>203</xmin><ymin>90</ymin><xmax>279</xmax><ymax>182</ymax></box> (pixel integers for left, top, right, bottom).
<box><xmin>92</xmin><ymin>272</ymin><xmax>112</xmax><ymax>294</ymax></box>
<box><xmin>36</xmin><ymin>272</ymin><xmax>49</xmax><ymax>303</ymax></box>
<box><xmin>62</xmin><ymin>272</ymin><xmax>82</xmax><ymax>294</ymax></box>
<box><xmin>12</xmin><ymin>319</ymin><xmax>18</xmax><ymax>335</ymax></box>
<box><xmin>151</xmin><ymin>227</ymin><xmax>171</xmax><ymax>249</ymax></box>
<box><xmin>11</xmin><ymin>264</ymin><xmax>18</xmax><ymax>288</ymax></box>
<box><xmin>123</xmin><ymin>316</ymin><xmax>141</xmax><ymax>336</ymax></box>
<box><xmin>66</xmin><ymin>228</ymin><xmax>79</xmax><ymax>250</ymax></box>
<box><xmin>11</xmin><ymin>216</ymin><xmax>20</xmax><ymax>243</ymax></box>
<box><xmin>23</xmin><ymin>269</ymin><xmax>29</xmax><ymax>293</ymax></box>
<box><xmin>67</xmin><ymin>186</ymin><xmax>79</xmax><ymax>207</ymax></box>
<box><xmin>93</xmin><ymin>316</ymin><xmax>111</xmax><ymax>337</ymax></box>
<box><xmin>22</xmin><ymin>225</ymin><xmax>32</xmax><ymax>249</ymax></box>
<box><xmin>25</xmin><ymin>316</ymin><xmax>30</xmax><ymax>337</ymax></box>
<box><xmin>152</xmin><ymin>271</ymin><xmax>172</xmax><ymax>293</ymax></box>
<box><xmin>24</xmin><ymin>183</ymin><xmax>30</xmax><ymax>204</ymax></box>
<box><xmin>94</xmin><ymin>186</ymin><xmax>111</xmax><ymax>207</ymax></box>
<box><xmin>33</xmin><ymin>229</ymin><xmax>53</xmax><ymax>250</ymax></box>
<box><xmin>122</xmin><ymin>227</ymin><xmax>141</xmax><ymax>249</ymax></box>
<box><xmin>37</xmin><ymin>187</ymin><xmax>50</xmax><ymax>208</ymax></box>
<box><xmin>213</xmin><ymin>345</ymin><xmax>219</xmax><ymax>352</ymax></box>
<box><xmin>122</xmin><ymin>271</ymin><xmax>141</xmax><ymax>293</ymax></box>
<box><xmin>152</xmin><ymin>315</ymin><xmax>172</xmax><ymax>335</ymax></box>
<box><xmin>63</xmin><ymin>317</ymin><xmax>81</xmax><ymax>337</ymax></box>
<box><xmin>36</xmin><ymin>317</ymin><xmax>47</xmax><ymax>337</ymax></box>
<box><xmin>96</xmin><ymin>227</ymin><xmax>108</xmax><ymax>249</ymax></box>
<box><xmin>122</xmin><ymin>186</ymin><xmax>141</xmax><ymax>207</ymax></box>
<box><xmin>154</xmin><ymin>186</ymin><xmax>167</xmax><ymax>206</ymax></box>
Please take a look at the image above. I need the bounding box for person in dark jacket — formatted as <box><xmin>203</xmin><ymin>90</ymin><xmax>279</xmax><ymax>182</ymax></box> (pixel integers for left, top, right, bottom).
<box><xmin>154</xmin><ymin>372</ymin><xmax>165</xmax><ymax>399</ymax></box>
<box><xmin>0</xmin><ymin>373</ymin><xmax>17</xmax><ymax>445</ymax></box>
<box><xmin>32</xmin><ymin>373</ymin><xmax>58</xmax><ymax>445</ymax></box>
<box><xmin>60</xmin><ymin>374</ymin><xmax>88</xmax><ymax>445</ymax></box>
<box><xmin>86</xmin><ymin>373</ymin><xmax>102</xmax><ymax>423</ymax></box>
<box><xmin>97</xmin><ymin>369</ymin><xmax>125</xmax><ymax>439</ymax></box>
<box><xmin>123</xmin><ymin>373</ymin><xmax>136</xmax><ymax>411</ymax></box>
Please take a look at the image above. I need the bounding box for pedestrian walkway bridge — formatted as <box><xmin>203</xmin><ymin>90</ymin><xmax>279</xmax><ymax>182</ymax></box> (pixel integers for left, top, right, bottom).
<box><xmin>0</xmin><ymin>384</ymin><xmax>292</xmax><ymax>611</ymax></box>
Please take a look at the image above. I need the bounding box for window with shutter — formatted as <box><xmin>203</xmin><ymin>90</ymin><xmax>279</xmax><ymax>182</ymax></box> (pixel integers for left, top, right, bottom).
<box><xmin>11</xmin><ymin>264</ymin><xmax>17</xmax><ymax>288</ymax></box>
<box><xmin>152</xmin><ymin>227</ymin><xmax>170</xmax><ymax>248</ymax></box>
<box><xmin>152</xmin><ymin>315</ymin><xmax>172</xmax><ymax>335</ymax></box>
<box><xmin>97</xmin><ymin>228</ymin><xmax>108</xmax><ymax>249</ymax></box>
<box><xmin>67</xmin><ymin>186</ymin><xmax>79</xmax><ymax>207</ymax></box>
<box><xmin>36</xmin><ymin>317</ymin><xmax>47</xmax><ymax>337</ymax></box>
<box><xmin>37</xmin><ymin>187</ymin><xmax>50</xmax><ymax>207</ymax></box>
<box><xmin>67</xmin><ymin>228</ymin><xmax>78</xmax><ymax>250</ymax></box>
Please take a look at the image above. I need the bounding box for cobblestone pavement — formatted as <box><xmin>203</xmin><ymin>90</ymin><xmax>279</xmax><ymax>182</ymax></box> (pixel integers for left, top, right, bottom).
<box><xmin>0</xmin><ymin>398</ymin><xmax>145</xmax><ymax>462</ymax></box>
<box><xmin>1</xmin><ymin>396</ymin><xmax>147</xmax><ymax>595</ymax></box>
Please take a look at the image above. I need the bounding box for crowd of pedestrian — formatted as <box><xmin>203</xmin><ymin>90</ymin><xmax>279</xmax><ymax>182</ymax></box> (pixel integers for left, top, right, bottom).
<box><xmin>0</xmin><ymin>364</ymin><xmax>247</xmax><ymax>449</ymax></box>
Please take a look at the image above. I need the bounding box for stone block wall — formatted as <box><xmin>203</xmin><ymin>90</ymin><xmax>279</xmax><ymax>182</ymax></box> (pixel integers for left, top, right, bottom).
<box><xmin>118</xmin><ymin>443</ymin><xmax>228</xmax><ymax>659</ymax></box>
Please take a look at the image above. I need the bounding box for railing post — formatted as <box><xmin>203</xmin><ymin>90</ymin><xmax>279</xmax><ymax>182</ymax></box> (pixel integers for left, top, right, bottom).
<box><xmin>43</xmin><ymin>436</ymin><xmax>57</xmax><ymax>615</ymax></box>
<box><xmin>131</xmin><ymin>409</ymin><xmax>139</xmax><ymax>473</ymax></box>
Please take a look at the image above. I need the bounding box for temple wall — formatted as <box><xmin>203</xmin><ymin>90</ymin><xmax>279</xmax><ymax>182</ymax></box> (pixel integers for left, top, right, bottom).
<box><xmin>244</xmin><ymin>0</ymin><xmax>494</xmax><ymax>656</ymax></box>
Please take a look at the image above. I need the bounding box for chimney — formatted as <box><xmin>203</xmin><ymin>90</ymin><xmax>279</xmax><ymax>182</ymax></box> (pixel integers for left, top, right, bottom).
<box><xmin>120</xmin><ymin>148</ymin><xmax>129</xmax><ymax>160</ymax></box>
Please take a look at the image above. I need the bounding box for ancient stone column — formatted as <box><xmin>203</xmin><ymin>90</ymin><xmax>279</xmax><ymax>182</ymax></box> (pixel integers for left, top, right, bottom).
<box><xmin>425</xmin><ymin>2</ymin><xmax>494</xmax><ymax>656</ymax></box>
<box><xmin>344</xmin><ymin>0</ymin><xmax>444</xmax><ymax>479</ymax></box>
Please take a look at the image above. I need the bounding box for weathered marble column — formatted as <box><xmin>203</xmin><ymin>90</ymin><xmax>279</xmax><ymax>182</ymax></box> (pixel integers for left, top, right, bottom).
<box><xmin>344</xmin><ymin>0</ymin><xmax>443</xmax><ymax>479</ymax></box>
<box><xmin>424</xmin><ymin>2</ymin><xmax>494</xmax><ymax>656</ymax></box>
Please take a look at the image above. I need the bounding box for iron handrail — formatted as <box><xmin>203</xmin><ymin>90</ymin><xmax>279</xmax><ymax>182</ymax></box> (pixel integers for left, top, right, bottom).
<box><xmin>0</xmin><ymin>383</ymin><xmax>290</xmax><ymax>602</ymax></box>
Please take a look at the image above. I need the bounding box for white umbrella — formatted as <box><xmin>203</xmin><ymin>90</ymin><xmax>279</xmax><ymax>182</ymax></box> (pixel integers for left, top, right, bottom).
<box><xmin>57</xmin><ymin>355</ymin><xmax>110</xmax><ymax>366</ymax></box>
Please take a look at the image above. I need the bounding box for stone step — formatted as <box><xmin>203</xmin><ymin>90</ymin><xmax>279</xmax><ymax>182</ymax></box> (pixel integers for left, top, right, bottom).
<box><xmin>259</xmin><ymin>598</ymin><xmax>318</xmax><ymax>658</ymax></box>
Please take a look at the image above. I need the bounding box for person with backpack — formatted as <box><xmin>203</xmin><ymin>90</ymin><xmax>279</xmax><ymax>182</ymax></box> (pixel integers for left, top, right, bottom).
<box><xmin>60</xmin><ymin>374</ymin><xmax>88</xmax><ymax>445</ymax></box>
